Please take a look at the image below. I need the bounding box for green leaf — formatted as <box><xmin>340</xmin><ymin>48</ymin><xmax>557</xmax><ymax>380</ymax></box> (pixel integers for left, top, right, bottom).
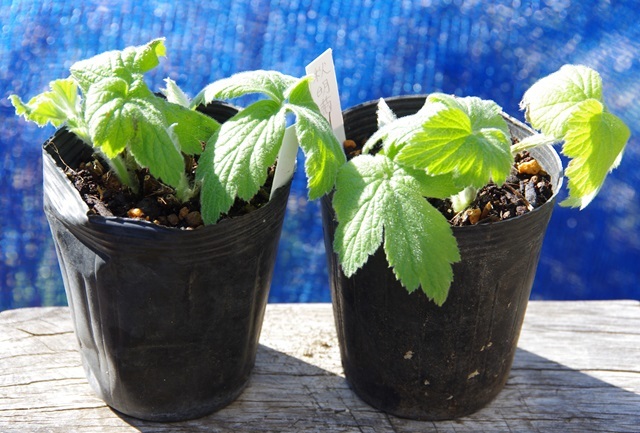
<box><xmin>396</xmin><ymin>95</ymin><xmax>513</xmax><ymax>188</ymax></box>
<box><xmin>376</xmin><ymin>97</ymin><xmax>397</xmax><ymax>128</ymax></box>
<box><xmin>161</xmin><ymin>99</ymin><xmax>220</xmax><ymax>155</ymax></box>
<box><xmin>70</xmin><ymin>38</ymin><xmax>166</xmax><ymax>92</ymax></box>
<box><xmin>10</xmin><ymin>78</ymin><xmax>82</xmax><ymax>129</ymax></box>
<box><xmin>161</xmin><ymin>78</ymin><xmax>191</xmax><ymax>108</ymax></box>
<box><xmin>192</xmin><ymin>70</ymin><xmax>298</xmax><ymax>107</ymax></box>
<box><xmin>333</xmin><ymin>154</ymin><xmax>460</xmax><ymax>304</ymax></box>
<box><xmin>521</xmin><ymin>64</ymin><xmax>631</xmax><ymax>208</ymax></box>
<box><xmin>127</xmin><ymin>111</ymin><xmax>186</xmax><ymax>190</ymax></box>
<box><xmin>83</xmin><ymin>77</ymin><xmax>137</xmax><ymax>157</ymax></box>
<box><xmin>197</xmin><ymin>99</ymin><xmax>287</xmax><ymax>224</ymax></box>
<box><xmin>362</xmin><ymin>100</ymin><xmax>439</xmax><ymax>156</ymax></box>
<box><xmin>84</xmin><ymin>77</ymin><xmax>188</xmax><ymax>189</ymax></box>
<box><xmin>560</xmin><ymin>98</ymin><xmax>631</xmax><ymax>209</ymax></box>
<box><xmin>520</xmin><ymin>64</ymin><xmax>603</xmax><ymax>138</ymax></box>
<box><xmin>286</xmin><ymin>76</ymin><xmax>346</xmax><ymax>199</ymax></box>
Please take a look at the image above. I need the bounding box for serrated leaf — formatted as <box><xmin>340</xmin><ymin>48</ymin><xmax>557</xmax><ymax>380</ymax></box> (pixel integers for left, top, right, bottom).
<box><xmin>396</xmin><ymin>96</ymin><xmax>513</xmax><ymax>188</ymax></box>
<box><xmin>333</xmin><ymin>154</ymin><xmax>460</xmax><ymax>304</ymax></box>
<box><xmin>286</xmin><ymin>76</ymin><xmax>346</xmax><ymax>199</ymax></box>
<box><xmin>560</xmin><ymin>98</ymin><xmax>631</xmax><ymax>209</ymax></box>
<box><xmin>84</xmin><ymin>77</ymin><xmax>189</xmax><ymax>189</ymax></box>
<box><xmin>70</xmin><ymin>38</ymin><xmax>166</xmax><ymax>92</ymax></box>
<box><xmin>84</xmin><ymin>77</ymin><xmax>137</xmax><ymax>157</ymax></box>
<box><xmin>192</xmin><ymin>70</ymin><xmax>298</xmax><ymax>107</ymax></box>
<box><xmin>197</xmin><ymin>99</ymin><xmax>286</xmax><ymax>224</ymax></box>
<box><xmin>520</xmin><ymin>64</ymin><xmax>603</xmax><ymax>139</ymax></box>
<box><xmin>333</xmin><ymin>156</ymin><xmax>386</xmax><ymax>275</ymax></box>
<box><xmin>10</xmin><ymin>78</ymin><xmax>81</xmax><ymax>128</ymax></box>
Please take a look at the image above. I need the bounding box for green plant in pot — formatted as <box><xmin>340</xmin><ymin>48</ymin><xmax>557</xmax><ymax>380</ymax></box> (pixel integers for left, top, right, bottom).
<box><xmin>10</xmin><ymin>38</ymin><xmax>344</xmax><ymax>422</ymax></box>
<box><xmin>321</xmin><ymin>65</ymin><xmax>631</xmax><ymax>420</ymax></box>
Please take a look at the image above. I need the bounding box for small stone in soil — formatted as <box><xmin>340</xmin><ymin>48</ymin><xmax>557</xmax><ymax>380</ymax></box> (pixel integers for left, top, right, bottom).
<box><xmin>185</xmin><ymin>211</ymin><xmax>203</xmax><ymax>227</ymax></box>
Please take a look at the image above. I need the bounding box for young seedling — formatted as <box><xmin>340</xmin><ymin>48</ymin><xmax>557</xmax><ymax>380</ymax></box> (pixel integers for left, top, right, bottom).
<box><xmin>10</xmin><ymin>39</ymin><xmax>345</xmax><ymax>225</ymax></box>
<box><xmin>331</xmin><ymin>65</ymin><xmax>631</xmax><ymax>305</ymax></box>
<box><xmin>191</xmin><ymin>71</ymin><xmax>346</xmax><ymax>224</ymax></box>
<box><xmin>10</xmin><ymin>38</ymin><xmax>219</xmax><ymax>202</ymax></box>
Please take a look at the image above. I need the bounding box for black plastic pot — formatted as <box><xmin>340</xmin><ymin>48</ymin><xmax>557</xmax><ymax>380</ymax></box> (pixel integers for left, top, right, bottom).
<box><xmin>43</xmin><ymin>103</ymin><xmax>291</xmax><ymax>422</ymax></box>
<box><xmin>322</xmin><ymin>96</ymin><xmax>563</xmax><ymax>420</ymax></box>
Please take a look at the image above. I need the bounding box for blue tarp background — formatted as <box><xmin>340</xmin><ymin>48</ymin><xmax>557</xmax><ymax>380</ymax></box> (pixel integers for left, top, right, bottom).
<box><xmin>1</xmin><ymin>0</ymin><xmax>638</xmax><ymax>310</ymax></box>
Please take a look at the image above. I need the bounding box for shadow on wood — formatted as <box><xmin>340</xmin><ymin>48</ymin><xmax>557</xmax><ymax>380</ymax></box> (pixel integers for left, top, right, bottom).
<box><xmin>1</xmin><ymin>304</ymin><xmax>639</xmax><ymax>432</ymax></box>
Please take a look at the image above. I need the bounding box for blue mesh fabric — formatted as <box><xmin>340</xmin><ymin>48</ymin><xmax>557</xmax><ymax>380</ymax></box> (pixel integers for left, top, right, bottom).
<box><xmin>1</xmin><ymin>0</ymin><xmax>638</xmax><ymax>309</ymax></box>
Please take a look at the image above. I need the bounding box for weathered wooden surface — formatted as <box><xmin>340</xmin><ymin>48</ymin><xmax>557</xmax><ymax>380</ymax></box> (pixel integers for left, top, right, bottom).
<box><xmin>1</xmin><ymin>301</ymin><xmax>638</xmax><ymax>432</ymax></box>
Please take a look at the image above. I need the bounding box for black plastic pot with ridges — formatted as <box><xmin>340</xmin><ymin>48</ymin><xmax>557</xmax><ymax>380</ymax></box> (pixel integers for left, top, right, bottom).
<box><xmin>43</xmin><ymin>102</ymin><xmax>291</xmax><ymax>422</ymax></box>
<box><xmin>322</xmin><ymin>96</ymin><xmax>563</xmax><ymax>420</ymax></box>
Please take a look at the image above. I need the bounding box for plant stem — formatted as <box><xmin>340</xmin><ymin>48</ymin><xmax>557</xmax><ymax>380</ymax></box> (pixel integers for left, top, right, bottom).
<box><xmin>511</xmin><ymin>133</ymin><xmax>559</xmax><ymax>155</ymax></box>
<box><xmin>174</xmin><ymin>173</ymin><xmax>195</xmax><ymax>203</ymax></box>
<box><xmin>103</xmin><ymin>152</ymin><xmax>139</xmax><ymax>194</ymax></box>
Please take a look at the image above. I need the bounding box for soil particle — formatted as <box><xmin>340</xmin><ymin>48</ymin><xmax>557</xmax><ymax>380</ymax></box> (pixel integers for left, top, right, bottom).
<box><xmin>66</xmin><ymin>156</ymin><xmax>275</xmax><ymax>229</ymax></box>
<box><xmin>344</xmin><ymin>139</ymin><xmax>554</xmax><ymax>226</ymax></box>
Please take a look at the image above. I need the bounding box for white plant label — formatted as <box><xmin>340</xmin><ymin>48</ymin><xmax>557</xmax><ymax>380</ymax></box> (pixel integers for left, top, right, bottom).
<box><xmin>305</xmin><ymin>48</ymin><xmax>346</xmax><ymax>144</ymax></box>
<box><xmin>270</xmin><ymin>125</ymin><xmax>298</xmax><ymax>199</ymax></box>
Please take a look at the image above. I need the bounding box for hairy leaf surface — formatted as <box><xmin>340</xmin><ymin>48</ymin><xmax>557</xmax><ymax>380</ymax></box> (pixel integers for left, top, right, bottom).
<box><xmin>396</xmin><ymin>95</ymin><xmax>512</xmax><ymax>188</ymax></box>
<box><xmin>520</xmin><ymin>64</ymin><xmax>631</xmax><ymax>208</ymax></box>
<box><xmin>198</xmin><ymin>99</ymin><xmax>286</xmax><ymax>224</ymax></box>
<box><xmin>561</xmin><ymin>99</ymin><xmax>631</xmax><ymax>208</ymax></box>
<box><xmin>333</xmin><ymin>154</ymin><xmax>460</xmax><ymax>305</ymax></box>
<box><xmin>286</xmin><ymin>77</ymin><xmax>346</xmax><ymax>199</ymax></box>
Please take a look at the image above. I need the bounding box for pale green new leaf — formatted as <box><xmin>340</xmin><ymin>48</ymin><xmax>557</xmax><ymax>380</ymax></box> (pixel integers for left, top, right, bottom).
<box><xmin>197</xmin><ymin>99</ymin><xmax>286</xmax><ymax>224</ymax></box>
<box><xmin>10</xmin><ymin>78</ymin><xmax>82</xmax><ymax>129</ymax></box>
<box><xmin>192</xmin><ymin>70</ymin><xmax>298</xmax><ymax>107</ymax></box>
<box><xmin>161</xmin><ymin>99</ymin><xmax>220</xmax><ymax>155</ymax></box>
<box><xmin>127</xmin><ymin>111</ymin><xmax>186</xmax><ymax>190</ymax></box>
<box><xmin>521</xmin><ymin>64</ymin><xmax>631</xmax><ymax>208</ymax></box>
<box><xmin>362</xmin><ymin>100</ymin><xmax>442</xmax><ymax>156</ymax></box>
<box><xmin>333</xmin><ymin>154</ymin><xmax>460</xmax><ymax>304</ymax></box>
<box><xmin>520</xmin><ymin>64</ymin><xmax>603</xmax><ymax>139</ymax></box>
<box><xmin>83</xmin><ymin>77</ymin><xmax>137</xmax><ymax>157</ymax></box>
<box><xmin>377</xmin><ymin>98</ymin><xmax>397</xmax><ymax>128</ymax></box>
<box><xmin>161</xmin><ymin>78</ymin><xmax>191</xmax><ymax>108</ymax></box>
<box><xmin>84</xmin><ymin>77</ymin><xmax>187</xmax><ymax>189</ymax></box>
<box><xmin>286</xmin><ymin>76</ymin><xmax>346</xmax><ymax>199</ymax></box>
<box><xmin>560</xmin><ymin>98</ymin><xmax>631</xmax><ymax>209</ymax></box>
<box><xmin>70</xmin><ymin>38</ymin><xmax>166</xmax><ymax>92</ymax></box>
<box><xmin>396</xmin><ymin>95</ymin><xmax>513</xmax><ymax>188</ymax></box>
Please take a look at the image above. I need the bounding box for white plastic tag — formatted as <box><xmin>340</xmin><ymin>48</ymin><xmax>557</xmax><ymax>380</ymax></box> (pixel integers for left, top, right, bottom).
<box><xmin>270</xmin><ymin>125</ymin><xmax>298</xmax><ymax>199</ymax></box>
<box><xmin>270</xmin><ymin>49</ymin><xmax>345</xmax><ymax>199</ymax></box>
<box><xmin>305</xmin><ymin>48</ymin><xmax>346</xmax><ymax>144</ymax></box>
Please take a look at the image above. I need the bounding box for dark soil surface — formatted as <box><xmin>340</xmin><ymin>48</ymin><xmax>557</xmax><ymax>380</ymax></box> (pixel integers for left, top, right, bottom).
<box><xmin>343</xmin><ymin>139</ymin><xmax>554</xmax><ymax>226</ymax></box>
<box><xmin>66</xmin><ymin>156</ymin><xmax>275</xmax><ymax>229</ymax></box>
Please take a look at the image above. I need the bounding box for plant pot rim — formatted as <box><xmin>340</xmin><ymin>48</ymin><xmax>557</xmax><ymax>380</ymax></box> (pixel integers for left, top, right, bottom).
<box><xmin>43</xmin><ymin>128</ymin><xmax>293</xmax><ymax>238</ymax></box>
<box><xmin>341</xmin><ymin>94</ymin><xmax>565</xmax><ymax>232</ymax></box>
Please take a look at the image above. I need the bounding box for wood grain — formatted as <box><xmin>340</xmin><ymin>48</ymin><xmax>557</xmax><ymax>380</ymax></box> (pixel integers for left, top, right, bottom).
<box><xmin>1</xmin><ymin>301</ymin><xmax>639</xmax><ymax>432</ymax></box>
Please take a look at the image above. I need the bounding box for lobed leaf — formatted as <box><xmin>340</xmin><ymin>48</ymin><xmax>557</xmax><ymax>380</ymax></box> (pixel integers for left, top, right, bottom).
<box><xmin>560</xmin><ymin>99</ymin><xmax>631</xmax><ymax>209</ymax></box>
<box><xmin>520</xmin><ymin>64</ymin><xmax>603</xmax><ymax>139</ymax></box>
<box><xmin>521</xmin><ymin>64</ymin><xmax>631</xmax><ymax>208</ymax></box>
<box><xmin>333</xmin><ymin>154</ymin><xmax>460</xmax><ymax>304</ymax></box>
<box><xmin>70</xmin><ymin>38</ymin><xmax>166</xmax><ymax>92</ymax></box>
<box><xmin>84</xmin><ymin>77</ymin><xmax>193</xmax><ymax>190</ymax></box>
<box><xmin>396</xmin><ymin>95</ymin><xmax>513</xmax><ymax>188</ymax></box>
<box><xmin>10</xmin><ymin>78</ymin><xmax>82</xmax><ymax>129</ymax></box>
